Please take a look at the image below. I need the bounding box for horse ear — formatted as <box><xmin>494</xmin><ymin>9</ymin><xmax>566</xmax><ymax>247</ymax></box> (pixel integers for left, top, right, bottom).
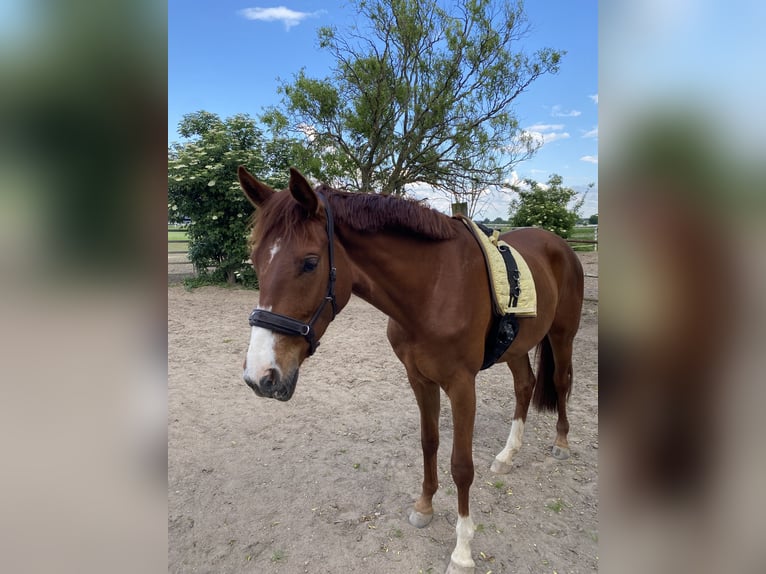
<box><xmin>289</xmin><ymin>167</ymin><xmax>319</xmax><ymax>215</ymax></box>
<box><xmin>238</xmin><ymin>165</ymin><xmax>275</xmax><ymax>207</ymax></box>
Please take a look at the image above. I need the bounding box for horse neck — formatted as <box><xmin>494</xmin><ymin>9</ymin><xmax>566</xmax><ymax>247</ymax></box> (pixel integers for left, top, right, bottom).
<box><xmin>338</xmin><ymin>226</ymin><xmax>461</xmax><ymax>326</ymax></box>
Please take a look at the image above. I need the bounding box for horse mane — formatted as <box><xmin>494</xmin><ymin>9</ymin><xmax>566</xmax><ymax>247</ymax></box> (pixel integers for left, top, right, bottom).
<box><xmin>325</xmin><ymin>186</ymin><xmax>456</xmax><ymax>240</ymax></box>
<box><xmin>251</xmin><ymin>185</ymin><xmax>456</xmax><ymax>246</ymax></box>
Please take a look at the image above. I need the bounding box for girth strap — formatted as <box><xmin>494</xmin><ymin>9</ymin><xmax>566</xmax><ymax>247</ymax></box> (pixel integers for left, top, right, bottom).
<box><xmin>497</xmin><ymin>244</ymin><xmax>521</xmax><ymax>309</ymax></box>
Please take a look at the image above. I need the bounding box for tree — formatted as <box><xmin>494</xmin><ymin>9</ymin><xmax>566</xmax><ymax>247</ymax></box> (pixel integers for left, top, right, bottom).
<box><xmin>508</xmin><ymin>174</ymin><xmax>585</xmax><ymax>238</ymax></box>
<box><xmin>269</xmin><ymin>0</ymin><xmax>563</xmax><ymax>196</ymax></box>
<box><xmin>588</xmin><ymin>213</ymin><xmax>598</xmax><ymax>225</ymax></box>
<box><xmin>446</xmin><ymin>154</ymin><xmax>502</xmax><ymax>217</ymax></box>
<box><xmin>259</xmin><ymin>108</ymin><xmax>351</xmax><ymax>187</ymax></box>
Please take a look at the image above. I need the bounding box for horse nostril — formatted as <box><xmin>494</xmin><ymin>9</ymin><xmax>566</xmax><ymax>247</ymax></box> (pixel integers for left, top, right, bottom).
<box><xmin>259</xmin><ymin>368</ymin><xmax>279</xmax><ymax>392</ymax></box>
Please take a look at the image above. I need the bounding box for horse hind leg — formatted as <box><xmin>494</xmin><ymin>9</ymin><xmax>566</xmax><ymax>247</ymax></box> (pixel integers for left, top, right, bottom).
<box><xmin>544</xmin><ymin>331</ymin><xmax>576</xmax><ymax>460</ymax></box>
<box><xmin>491</xmin><ymin>355</ymin><xmax>535</xmax><ymax>474</ymax></box>
<box><xmin>545</xmin><ymin>246</ymin><xmax>583</xmax><ymax>460</ymax></box>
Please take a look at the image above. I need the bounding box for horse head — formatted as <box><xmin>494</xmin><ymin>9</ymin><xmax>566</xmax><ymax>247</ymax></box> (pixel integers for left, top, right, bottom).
<box><xmin>237</xmin><ymin>166</ymin><xmax>351</xmax><ymax>400</ymax></box>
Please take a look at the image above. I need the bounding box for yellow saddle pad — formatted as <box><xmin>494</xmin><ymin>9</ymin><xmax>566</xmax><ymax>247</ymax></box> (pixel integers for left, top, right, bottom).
<box><xmin>459</xmin><ymin>217</ymin><xmax>537</xmax><ymax>317</ymax></box>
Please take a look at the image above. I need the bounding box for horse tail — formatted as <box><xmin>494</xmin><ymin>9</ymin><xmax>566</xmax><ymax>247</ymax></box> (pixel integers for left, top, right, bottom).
<box><xmin>532</xmin><ymin>335</ymin><xmax>559</xmax><ymax>412</ymax></box>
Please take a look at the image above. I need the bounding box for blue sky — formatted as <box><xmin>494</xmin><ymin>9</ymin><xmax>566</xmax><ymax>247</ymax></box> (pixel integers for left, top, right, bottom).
<box><xmin>169</xmin><ymin>1</ymin><xmax>598</xmax><ymax>218</ymax></box>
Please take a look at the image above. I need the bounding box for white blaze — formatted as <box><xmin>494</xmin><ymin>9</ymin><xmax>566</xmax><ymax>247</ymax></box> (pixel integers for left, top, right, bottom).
<box><xmin>246</xmin><ymin>239</ymin><xmax>282</xmax><ymax>381</ymax></box>
<box><xmin>244</xmin><ymin>306</ymin><xmax>278</xmax><ymax>382</ymax></box>
<box><xmin>267</xmin><ymin>239</ymin><xmax>281</xmax><ymax>267</ymax></box>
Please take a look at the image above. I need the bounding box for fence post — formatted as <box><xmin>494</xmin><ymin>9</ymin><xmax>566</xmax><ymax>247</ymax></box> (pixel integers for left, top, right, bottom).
<box><xmin>451</xmin><ymin>202</ymin><xmax>468</xmax><ymax>217</ymax></box>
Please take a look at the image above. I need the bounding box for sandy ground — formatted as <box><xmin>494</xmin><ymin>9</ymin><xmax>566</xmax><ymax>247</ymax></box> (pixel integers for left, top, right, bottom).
<box><xmin>168</xmin><ymin>252</ymin><xmax>598</xmax><ymax>574</ymax></box>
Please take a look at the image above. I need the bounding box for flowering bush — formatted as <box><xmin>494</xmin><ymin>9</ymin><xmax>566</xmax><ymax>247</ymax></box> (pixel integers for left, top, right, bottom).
<box><xmin>168</xmin><ymin>112</ymin><xmax>265</xmax><ymax>285</ymax></box>
<box><xmin>508</xmin><ymin>174</ymin><xmax>586</xmax><ymax>239</ymax></box>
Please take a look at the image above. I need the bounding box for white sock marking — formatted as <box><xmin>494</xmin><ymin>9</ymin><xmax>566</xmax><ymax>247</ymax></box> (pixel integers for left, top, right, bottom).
<box><xmin>496</xmin><ymin>418</ymin><xmax>525</xmax><ymax>465</ymax></box>
<box><xmin>450</xmin><ymin>514</ymin><xmax>475</xmax><ymax>568</ymax></box>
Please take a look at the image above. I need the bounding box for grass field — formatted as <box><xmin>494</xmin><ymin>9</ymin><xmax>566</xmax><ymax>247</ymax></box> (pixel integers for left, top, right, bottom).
<box><xmin>168</xmin><ymin>226</ymin><xmax>189</xmax><ymax>255</ymax></box>
<box><xmin>569</xmin><ymin>226</ymin><xmax>598</xmax><ymax>252</ymax></box>
<box><xmin>168</xmin><ymin>224</ymin><xmax>188</xmax><ymax>239</ymax></box>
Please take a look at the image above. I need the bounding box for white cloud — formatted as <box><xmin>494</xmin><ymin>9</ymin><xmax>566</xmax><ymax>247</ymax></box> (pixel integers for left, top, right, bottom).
<box><xmin>522</xmin><ymin>123</ymin><xmax>570</xmax><ymax>146</ymax></box>
<box><xmin>503</xmin><ymin>170</ymin><xmax>523</xmax><ymax>188</ymax></box>
<box><xmin>239</xmin><ymin>6</ymin><xmax>325</xmax><ymax>30</ymax></box>
<box><xmin>551</xmin><ymin>105</ymin><xmax>582</xmax><ymax>117</ymax></box>
<box><xmin>526</xmin><ymin>123</ymin><xmax>565</xmax><ymax>132</ymax></box>
<box><xmin>580</xmin><ymin>155</ymin><xmax>598</xmax><ymax>164</ymax></box>
<box><xmin>540</xmin><ymin>131</ymin><xmax>570</xmax><ymax>144</ymax></box>
<box><xmin>582</xmin><ymin>126</ymin><xmax>598</xmax><ymax>138</ymax></box>
<box><xmin>589</xmin><ymin>94</ymin><xmax>599</xmax><ymax>104</ymax></box>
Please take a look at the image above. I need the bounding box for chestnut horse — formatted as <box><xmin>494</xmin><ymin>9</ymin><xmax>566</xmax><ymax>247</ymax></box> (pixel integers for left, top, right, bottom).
<box><xmin>238</xmin><ymin>166</ymin><xmax>584</xmax><ymax>573</ymax></box>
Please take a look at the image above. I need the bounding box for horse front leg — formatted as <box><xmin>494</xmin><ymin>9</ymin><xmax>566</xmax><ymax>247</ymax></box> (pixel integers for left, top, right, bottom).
<box><xmin>407</xmin><ymin>374</ymin><xmax>440</xmax><ymax>528</ymax></box>
<box><xmin>446</xmin><ymin>380</ymin><xmax>477</xmax><ymax>574</ymax></box>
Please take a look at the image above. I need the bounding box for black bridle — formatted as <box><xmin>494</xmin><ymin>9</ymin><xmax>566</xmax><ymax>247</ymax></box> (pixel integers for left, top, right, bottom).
<box><xmin>247</xmin><ymin>192</ymin><xmax>338</xmax><ymax>356</ymax></box>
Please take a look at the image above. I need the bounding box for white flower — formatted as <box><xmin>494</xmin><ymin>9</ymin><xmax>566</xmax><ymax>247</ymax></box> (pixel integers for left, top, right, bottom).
<box><xmin>208</xmin><ymin>180</ymin><xmax>216</xmax><ymax>187</ymax></box>
<box><xmin>212</xmin><ymin>215</ymin><xmax>218</xmax><ymax>220</ymax></box>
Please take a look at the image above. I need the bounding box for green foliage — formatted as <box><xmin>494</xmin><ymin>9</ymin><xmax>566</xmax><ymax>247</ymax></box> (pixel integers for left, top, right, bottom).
<box><xmin>260</xmin><ymin>108</ymin><xmax>352</xmax><ymax>185</ymax></box>
<box><xmin>508</xmin><ymin>174</ymin><xmax>585</xmax><ymax>239</ymax></box>
<box><xmin>168</xmin><ymin>111</ymin><xmax>315</xmax><ymax>286</ymax></box>
<box><xmin>271</xmin><ymin>0</ymin><xmax>564</xmax><ymax>195</ymax></box>
<box><xmin>588</xmin><ymin>213</ymin><xmax>598</xmax><ymax>225</ymax></box>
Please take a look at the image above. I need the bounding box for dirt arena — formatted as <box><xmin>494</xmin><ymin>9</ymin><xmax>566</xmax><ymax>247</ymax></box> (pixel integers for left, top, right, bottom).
<box><xmin>168</xmin><ymin>252</ymin><xmax>598</xmax><ymax>574</ymax></box>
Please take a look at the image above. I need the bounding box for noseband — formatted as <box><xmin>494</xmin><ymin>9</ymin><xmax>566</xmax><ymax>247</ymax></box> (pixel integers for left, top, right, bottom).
<box><xmin>247</xmin><ymin>192</ymin><xmax>338</xmax><ymax>356</ymax></box>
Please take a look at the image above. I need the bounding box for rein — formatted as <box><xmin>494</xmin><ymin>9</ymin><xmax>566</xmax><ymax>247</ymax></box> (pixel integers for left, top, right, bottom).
<box><xmin>247</xmin><ymin>192</ymin><xmax>338</xmax><ymax>356</ymax></box>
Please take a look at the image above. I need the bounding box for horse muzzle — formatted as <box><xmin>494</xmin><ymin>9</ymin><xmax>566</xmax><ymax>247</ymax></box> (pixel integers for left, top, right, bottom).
<box><xmin>243</xmin><ymin>367</ymin><xmax>299</xmax><ymax>402</ymax></box>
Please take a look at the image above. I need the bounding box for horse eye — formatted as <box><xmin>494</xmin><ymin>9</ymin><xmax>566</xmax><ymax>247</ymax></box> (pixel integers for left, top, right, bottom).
<box><xmin>301</xmin><ymin>257</ymin><xmax>319</xmax><ymax>273</ymax></box>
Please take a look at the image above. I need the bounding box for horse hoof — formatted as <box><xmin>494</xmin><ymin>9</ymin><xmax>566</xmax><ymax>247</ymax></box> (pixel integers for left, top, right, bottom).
<box><xmin>551</xmin><ymin>445</ymin><xmax>570</xmax><ymax>460</ymax></box>
<box><xmin>445</xmin><ymin>559</ymin><xmax>475</xmax><ymax>574</ymax></box>
<box><xmin>490</xmin><ymin>458</ymin><xmax>512</xmax><ymax>474</ymax></box>
<box><xmin>409</xmin><ymin>509</ymin><xmax>433</xmax><ymax>528</ymax></box>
